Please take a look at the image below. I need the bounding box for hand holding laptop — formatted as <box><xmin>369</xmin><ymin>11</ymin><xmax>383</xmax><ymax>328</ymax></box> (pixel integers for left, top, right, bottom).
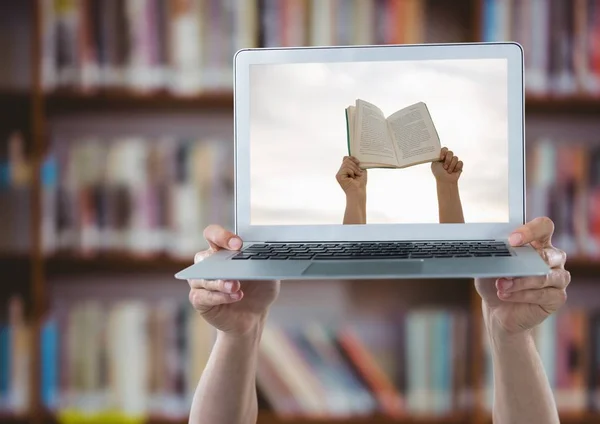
<box><xmin>475</xmin><ymin>216</ymin><xmax>570</xmax><ymax>335</ymax></box>
<box><xmin>187</xmin><ymin>225</ymin><xmax>280</xmax><ymax>336</ymax></box>
<box><xmin>187</xmin><ymin>217</ymin><xmax>569</xmax><ymax>337</ymax></box>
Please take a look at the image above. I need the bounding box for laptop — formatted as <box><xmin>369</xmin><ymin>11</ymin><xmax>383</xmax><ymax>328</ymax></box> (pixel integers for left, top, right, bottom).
<box><xmin>175</xmin><ymin>42</ymin><xmax>549</xmax><ymax>281</ymax></box>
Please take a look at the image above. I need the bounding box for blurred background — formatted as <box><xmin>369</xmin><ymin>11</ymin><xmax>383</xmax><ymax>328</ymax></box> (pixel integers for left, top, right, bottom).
<box><xmin>0</xmin><ymin>0</ymin><xmax>599</xmax><ymax>424</ymax></box>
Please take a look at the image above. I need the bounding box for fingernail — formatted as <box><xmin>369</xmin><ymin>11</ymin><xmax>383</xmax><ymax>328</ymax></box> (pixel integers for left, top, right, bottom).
<box><xmin>501</xmin><ymin>279</ymin><xmax>513</xmax><ymax>290</ymax></box>
<box><xmin>224</xmin><ymin>281</ymin><xmax>234</xmax><ymax>292</ymax></box>
<box><xmin>228</xmin><ymin>237</ymin><xmax>242</xmax><ymax>249</ymax></box>
<box><xmin>230</xmin><ymin>292</ymin><xmax>241</xmax><ymax>300</ymax></box>
<box><xmin>509</xmin><ymin>233</ymin><xmax>522</xmax><ymax>245</ymax></box>
<box><xmin>498</xmin><ymin>290</ymin><xmax>511</xmax><ymax>299</ymax></box>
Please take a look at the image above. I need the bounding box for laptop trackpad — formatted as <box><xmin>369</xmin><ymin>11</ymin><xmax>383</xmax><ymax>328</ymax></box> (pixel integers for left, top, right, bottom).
<box><xmin>302</xmin><ymin>260</ymin><xmax>423</xmax><ymax>277</ymax></box>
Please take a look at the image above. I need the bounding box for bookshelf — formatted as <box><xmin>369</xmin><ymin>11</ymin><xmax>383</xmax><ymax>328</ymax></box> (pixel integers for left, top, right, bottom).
<box><xmin>44</xmin><ymin>90</ymin><xmax>234</xmax><ymax>114</ymax></box>
<box><xmin>0</xmin><ymin>1</ymin><xmax>599</xmax><ymax>424</ymax></box>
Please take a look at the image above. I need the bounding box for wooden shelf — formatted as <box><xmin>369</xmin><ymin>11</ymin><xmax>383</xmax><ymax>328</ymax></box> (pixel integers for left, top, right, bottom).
<box><xmin>3</xmin><ymin>89</ymin><xmax>598</xmax><ymax>115</ymax></box>
<box><xmin>255</xmin><ymin>413</ymin><xmax>470</xmax><ymax>424</ymax></box>
<box><xmin>565</xmin><ymin>258</ymin><xmax>600</xmax><ymax>279</ymax></box>
<box><xmin>481</xmin><ymin>412</ymin><xmax>600</xmax><ymax>424</ymax></box>
<box><xmin>25</xmin><ymin>411</ymin><xmax>600</xmax><ymax>424</ymax></box>
<box><xmin>0</xmin><ymin>414</ymin><xmax>30</xmax><ymax>424</ymax></box>
<box><xmin>45</xmin><ymin>253</ymin><xmax>190</xmax><ymax>276</ymax></box>
<box><xmin>526</xmin><ymin>95</ymin><xmax>600</xmax><ymax>114</ymax></box>
<box><xmin>44</xmin><ymin>89</ymin><xmax>233</xmax><ymax>114</ymax></box>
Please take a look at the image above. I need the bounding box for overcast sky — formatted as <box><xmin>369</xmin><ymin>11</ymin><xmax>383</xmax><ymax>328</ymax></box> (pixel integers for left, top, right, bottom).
<box><xmin>249</xmin><ymin>58</ymin><xmax>509</xmax><ymax>225</ymax></box>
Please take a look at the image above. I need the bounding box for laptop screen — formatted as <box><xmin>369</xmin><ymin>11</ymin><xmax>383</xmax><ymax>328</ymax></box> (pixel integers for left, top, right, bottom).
<box><xmin>249</xmin><ymin>58</ymin><xmax>509</xmax><ymax>225</ymax></box>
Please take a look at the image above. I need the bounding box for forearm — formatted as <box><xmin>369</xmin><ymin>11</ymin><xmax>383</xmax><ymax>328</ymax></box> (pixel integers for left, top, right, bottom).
<box><xmin>189</xmin><ymin>323</ymin><xmax>264</xmax><ymax>424</ymax></box>
<box><xmin>486</xmin><ymin>323</ymin><xmax>559</xmax><ymax>424</ymax></box>
<box><xmin>343</xmin><ymin>191</ymin><xmax>366</xmax><ymax>224</ymax></box>
<box><xmin>436</xmin><ymin>181</ymin><xmax>464</xmax><ymax>223</ymax></box>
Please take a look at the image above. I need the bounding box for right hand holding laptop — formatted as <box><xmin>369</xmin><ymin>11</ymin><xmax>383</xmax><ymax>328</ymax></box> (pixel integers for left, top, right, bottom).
<box><xmin>188</xmin><ymin>225</ymin><xmax>280</xmax><ymax>336</ymax></box>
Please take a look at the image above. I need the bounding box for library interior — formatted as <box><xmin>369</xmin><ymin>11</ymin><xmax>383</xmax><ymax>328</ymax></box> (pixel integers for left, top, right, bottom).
<box><xmin>0</xmin><ymin>1</ymin><xmax>599</xmax><ymax>424</ymax></box>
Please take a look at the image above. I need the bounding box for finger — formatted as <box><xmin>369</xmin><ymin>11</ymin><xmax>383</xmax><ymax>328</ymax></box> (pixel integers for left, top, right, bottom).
<box><xmin>540</xmin><ymin>247</ymin><xmax>567</xmax><ymax>268</ymax></box>
<box><xmin>508</xmin><ymin>216</ymin><xmax>554</xmax><ymax>247</ymax></box>
<box><xmin>343</xmin><ymin>163</ymin><xmax>362</xmax><ymax>177</ymax></box>
<box><xmin>440</xmin><ymin>147</ymin><xmax>448</xmax><ymax>160</ymax></box>
<box><xmin>448</xmin><ymin>156</ymin><xmax>459</xmax><ymax>173</ymax></box>
<box><xmin>339</xmin><ymin>165</ymin><xmax>357</xmax><ymax>178</ymax></box>
<box><xmin>203</xmin><ymin>224</ymin><xmax>243</xmax><ymax>251</ymax></box>
<box><xmin>455</xmin><ymin>160</ymin><xmax>463</xmax><ymax>172</ymax></box>
<box><xmin>345</xmin><ymin>158</ymin><xmax>363</xmax><ymax>173</ymax></box>
<box><xmin>348</xmin><ymin>156</ymin><xmax>361</xmax><ymax>165</ymax></box>
<box><xmin>194</xmin><ymin>250</ymin><xmax>212</xmax><ymax>264</ymax></box>
<box><xmin>444</xmin><ymin>151</ymin><xmax>454</xmax><ymax>169</ymax></box>
<box><xmin>189</xmin><ymin>288</ymin><xmax>243</xmax><ymax>310</ymax></box>
<box><xmin>189</xmin><ymin>279</ymin><xmax>241</xmax><ymax>293</ymax></box>
<box><xmin>496</xmin><ymin>268</ymin><xmax>570</xmax><ymax>293</ymax></box>
<box><xmin>496</xmin><ymin>287</ymin><xmax>567</xmax><ymax>310</ymax></box>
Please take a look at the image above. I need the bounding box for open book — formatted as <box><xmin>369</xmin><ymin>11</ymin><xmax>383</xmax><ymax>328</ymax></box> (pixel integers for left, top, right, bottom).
<box><xmin>345</xmin><ymin>99</ymin><xmax>442</xmax><ymax>169</ymax></box>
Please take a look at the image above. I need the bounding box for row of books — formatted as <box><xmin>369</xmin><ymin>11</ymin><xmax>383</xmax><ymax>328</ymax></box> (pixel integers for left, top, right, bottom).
<box><xmin>42</xmin><ymin>0</ymin><xmax>257</xmax><ymax>93</ymax></box>
<box><xmin>259</xmin><ymin>0</ymin><xmax>426</xmax><ymax>48</ymax></box>
<box><xmin>0</xmin><ymin>296</ymin><xmax>31</xmax><ymax>415</ymax></box>
<box><xmin>258</xmin><ymin>310</ymin><xmax>471</xmax><ymax>418</ymax></box>
<box><xmin>482</xmin><ymin>0</ymin><xmax>600</xmax><ymax>95</ymax></box>
<box><xmin>0</xmin><ymin>132</ymin><xmax>31</xmax><ymax>253</ymax></box>
<box><xmin>527</xmin><ymin>139</ymin><xmax>600</xmax><ymax>259</ymax></box>
<box><xmin>41</xmin><ymin>300</ymin><xmax>213</xmax><ymax>419</ymax></box>
<box><xmin>39</xmin><ymin>303</ymin><xmax>472</xmax><ymax>419</ymax></box>
<box><xmin>483</xmin><ymin>308</ymin><xmax>600</xmax><ymax>413</ymax></box>
<box><xmin>41</xmin><ymin>0</ymin><xmax>426</xmax><ymax>93</ymax></box>
<box><xmin>42</xmin><ymin>136</ymin><xmax>234</xmax><ymax>258</ymax></box>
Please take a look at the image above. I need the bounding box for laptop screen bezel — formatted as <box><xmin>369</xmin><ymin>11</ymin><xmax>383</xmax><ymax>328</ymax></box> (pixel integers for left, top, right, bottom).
<box><xmin>234</xmin><ymin>43</ymin><xmax>525</xmax><ymax>241</ymax></box>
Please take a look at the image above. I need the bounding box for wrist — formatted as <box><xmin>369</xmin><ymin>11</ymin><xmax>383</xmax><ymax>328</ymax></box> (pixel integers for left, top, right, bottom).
<box><xmin>483</xmin><ymin>305</ymin><xmax>534</xmax><ymax>348</ymax></box>
<box><xmin>345</xmin><ymin>188</ymin><xmax>366</xmax><ymax>200</ymax></box>
<box><xmin>436</xmin><ymin>179</ymin><xmax>458</xmax><ymax>188</ymax></box>
<box><xmin>217</xmin><ymin>315</ymin><xmax>266</xmax><ymax>347</ymax></box>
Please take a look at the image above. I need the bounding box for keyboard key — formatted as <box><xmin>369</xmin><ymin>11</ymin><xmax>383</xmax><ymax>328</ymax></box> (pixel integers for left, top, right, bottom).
<box><xmin>232</xmin><ymin>255</ymin><xmax>251</xmax><ymax>260</ymax></box>
<box><xmin>411</xmin><ymin>253</ymin><xmax>434</xmax><ymax>258</ymax></box>
<box><xmin>293</xmin><ymin>255</ymin><xmax>314</xmax><ymax>260</ymax></box>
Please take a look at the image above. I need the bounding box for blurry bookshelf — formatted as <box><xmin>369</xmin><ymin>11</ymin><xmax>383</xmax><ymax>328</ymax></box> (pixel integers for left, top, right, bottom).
<box><xmin>42</xmin><ymin>135</ymin><xmax>234</xmax><ymax>261</ymax></box>
<box><xmin>480</xmin><ymin>0</ymin><xmax>600</xmax><ymax>98</ymax></box>
<box><xmin>0</xmin><ymin>1</ymin><xmax>599</xmax><ymax>424</ymax></box>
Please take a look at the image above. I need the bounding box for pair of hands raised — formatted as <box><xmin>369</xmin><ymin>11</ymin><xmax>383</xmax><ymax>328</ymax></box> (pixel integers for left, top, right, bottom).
<box><xmin>188</xmin><ymin>217</ymin><xmax>570</xmax><ymax>338</ymax></box>
<box><xmin>336</xmin><ymin>147</ymin><xmax>464</xmax><ymax>195</ymax></box>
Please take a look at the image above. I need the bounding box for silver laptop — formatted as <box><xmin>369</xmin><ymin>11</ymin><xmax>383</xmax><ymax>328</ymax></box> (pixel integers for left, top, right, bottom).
<box><xmin>176</xmin><ymin>42</ymin><xmax>549</xmax><ymax>281</ymax></box>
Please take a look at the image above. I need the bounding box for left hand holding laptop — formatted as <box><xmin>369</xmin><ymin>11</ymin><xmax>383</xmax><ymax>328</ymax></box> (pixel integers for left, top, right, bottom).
<box><xmin>187</xmin><ymin>225</ymin><xmax>280</xmax><ymax>337</ymax></box>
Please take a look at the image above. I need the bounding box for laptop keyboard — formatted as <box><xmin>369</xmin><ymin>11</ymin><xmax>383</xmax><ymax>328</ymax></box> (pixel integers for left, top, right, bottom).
<box><xmin>231</xmin><ymin>241</ymin><xmax>512</xmax><ymax>260</ymax></box>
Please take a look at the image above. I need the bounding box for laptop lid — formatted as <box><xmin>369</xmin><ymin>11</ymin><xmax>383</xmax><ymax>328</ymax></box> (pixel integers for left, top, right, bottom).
<box><xmin>234</xmin><ymin>42</ymin><xmax>525</xmax><ymax>242</ymax></box>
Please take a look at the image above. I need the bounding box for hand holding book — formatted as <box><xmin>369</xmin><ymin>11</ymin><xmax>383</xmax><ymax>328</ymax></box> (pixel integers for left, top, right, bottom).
<box><xmin>335</xmin><ymin>156</ymin><xmax>368</xmax><ymax>195</ymax></box>
<box><xmin>431</xmin><ymin>147</ymin><xmax>463</xmax><ymax>184</ymax></box>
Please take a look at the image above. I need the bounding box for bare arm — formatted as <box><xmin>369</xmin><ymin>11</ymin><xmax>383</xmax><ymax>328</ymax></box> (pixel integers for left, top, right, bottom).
<box><xmin>487</xmin><ymin>328</ymin><xmax>559</xmax><ymax>424</ymax></box>
<box><xmin>431</xmin><ymin>147</ymin><xmax>464</xmax><ymax>224</ymax></box>
<box><xmin>336</xmin><ymin>156</ymin><xmax>368</xmax><ymax>225</ymax></box>
<box><xmin>476</xmin><ymin>217</ymin><xmax>569</xmax><ymax>424</ymax></box>
<box><xmin>187</xmin><ymin>225</ymin><xmax>280</xmax><ymax>424</ymax></box>
<box><xmin>190</xmin><ymin>325</ymin><xmax>264</xmax><ymax>424</ymax></box>
<box><xmin>344</xmin><ymin>192</ymin><xmax>367</xmax><ymax>225</ymax></box>
<box><xmin>436</xmin><ymin>181</ymin><xmax>464</xmax><ymax>223</ymax></box>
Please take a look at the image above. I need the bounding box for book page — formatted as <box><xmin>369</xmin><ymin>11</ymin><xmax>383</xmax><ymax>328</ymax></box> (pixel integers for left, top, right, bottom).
<box><xmin>353</xmin><ymin>99</ymin><xmax>398</xmax><ymax>167</ymax></box>
<box><xmin>387</xmin><ymin>102</ymin><xmax>441</xmax><ymax>168</ymax></box>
